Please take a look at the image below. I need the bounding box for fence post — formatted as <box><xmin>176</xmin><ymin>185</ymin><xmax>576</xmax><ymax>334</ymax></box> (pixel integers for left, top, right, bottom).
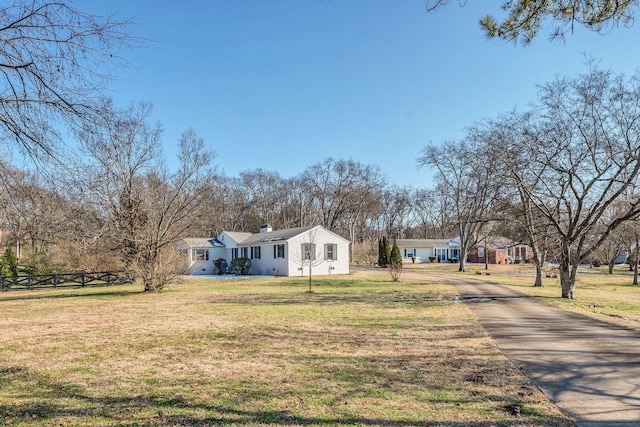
<box><xmin>0</xmin><ymin>276</ymin><xmax>3</xmax><ymax>291</ymax></box>
<box><xmin>81</xmin><ymin>273</ymin><xmax>85</xmax><ymax>287</ymax></box>
<box><xmin>27</xmin><ymin>275</ymin><xmax>32</xmax><ymax>290</ymax></box>
<box><xmin>53</xmin><ymin>274</ymin><xmax>58</xmax><ymax>288</ymax></box>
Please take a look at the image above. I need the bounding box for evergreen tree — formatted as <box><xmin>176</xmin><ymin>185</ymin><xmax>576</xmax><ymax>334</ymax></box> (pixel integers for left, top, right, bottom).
<box><xmin>390</xmin><ymin>240</ymin><xmax>402</xmax><ymax>268</ymax></box>
<box><xmin>383</xmin><ymin>237</ymin><xmax>391</xmax><ymax>267</ymax></box>
<box><xmin>0</xmin><ymin>248</ymin><xmax>18</xmax><ymax>276</ymax></box>
<box><xmin>378</xmin><ymin>237</ymin><xmax>391</xmax><ymax>268</ymax></box>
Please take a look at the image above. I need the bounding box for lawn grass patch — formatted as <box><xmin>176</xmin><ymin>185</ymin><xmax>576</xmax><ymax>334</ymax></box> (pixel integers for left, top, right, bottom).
<box><xmin>409</xmin><ymin>262</ymin><xmax>640</xmax><ymax>329</ymax></box>
<box><xmin>0</xmin><ymin>270</ymin><xmax>571</xmax><ymax>426</ymax></box>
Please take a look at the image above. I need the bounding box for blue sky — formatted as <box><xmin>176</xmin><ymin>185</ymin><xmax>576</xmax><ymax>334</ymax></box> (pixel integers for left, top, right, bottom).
<box><xmin>80</xmin><ymin>1</ymin><xmax>640</xmax><ymax>187</ymax></box>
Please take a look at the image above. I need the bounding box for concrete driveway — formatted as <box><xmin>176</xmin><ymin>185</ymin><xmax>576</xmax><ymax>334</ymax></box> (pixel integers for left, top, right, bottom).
<box><xmin>435</xmin><ymin>274</ymin><xmax>640</xmax><ymax>427</ymax></box>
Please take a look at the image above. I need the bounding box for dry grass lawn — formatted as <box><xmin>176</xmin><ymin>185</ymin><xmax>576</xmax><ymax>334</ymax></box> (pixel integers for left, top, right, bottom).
<box><xmin>0</xmin><ymin>269</ymin><xmax>572</xmax><ymax>426</ymax></box>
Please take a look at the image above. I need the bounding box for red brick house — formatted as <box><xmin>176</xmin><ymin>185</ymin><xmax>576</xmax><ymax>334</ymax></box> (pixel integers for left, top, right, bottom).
<box><xmin>467</xmin><ymin>237</ymin><xmax>532</xmax><ymax>264</ymax></box>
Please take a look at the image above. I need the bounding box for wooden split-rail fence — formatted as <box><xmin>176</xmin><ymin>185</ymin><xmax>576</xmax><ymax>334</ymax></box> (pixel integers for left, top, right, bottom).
<box><xmin>0</xmin><ymin>271</ymin><xmax>131</xmax><ymax>292</ymax></box>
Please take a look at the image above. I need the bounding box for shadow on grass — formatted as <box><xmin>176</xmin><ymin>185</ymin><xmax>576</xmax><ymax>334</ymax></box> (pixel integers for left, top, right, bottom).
<box><xmin>205</xmin><ymin>288</ymin><xmax>459</xmax><ymax>308</ymax></box>
<box><xmin>0</xmin><ymin>288</ymin><xmax>143</xmax><ymax>303</ymax></box>
<box><xmin>0</xmin><ymin>365</ymin><xmax>572</xmax><ymax>427</ymax></box>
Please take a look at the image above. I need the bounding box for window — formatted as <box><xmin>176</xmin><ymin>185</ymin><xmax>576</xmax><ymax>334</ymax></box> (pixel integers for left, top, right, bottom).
<box><xmin>240</xmin><ymin>247</ymin><xmax>248</xmax><ymax>258</ymax></box>
<box><xmin>251</xmin><ymin>246</ymin><xmax>261</xmax><ymax>260</ymax></box>
<box><xmin>192</xmin><ymin>249</ymin><xmax>209</xmax><ymax>261</ymax></box>
<box><xmin>325</xmin><ymin>243</ymin><xmax>337</xmax><ymax>261</ymax></box>
<box><xmin>274</xmin><ymin>244</ymin><xmax>285</xmax><ymax>258</ymax></box>
<box><xmin>301</xmin><ymin>243</ymin><xmax>316</xmax><ymax>260</ymax></box>
<box><xmin>232</xmin><ymin>248</ymin><xmax>238</xmax><ymax>259</ymax></box>
<box><xmin>478</xmin><ymin>247</ymin><xmax>485</xmax><ymax>258</ymax></box>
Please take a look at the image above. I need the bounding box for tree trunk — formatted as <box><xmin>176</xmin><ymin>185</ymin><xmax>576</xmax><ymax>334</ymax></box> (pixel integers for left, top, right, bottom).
<box><xmin>530</xmin><ymin>243</ymin><xmax>545</xmax><ymax>287</ymax></box>
<box><xmin>560</xmin><ymin>270</ymin><xmax>575</xmax><ymax>299</ymax></box>
<box><xmin>558</xmin><ymin>242</ymin><xmax>577</xmax><ymax>298</ymax></box>
<box><xmin>608</xmin><ymin>260</ymin><xmax>615</xmax><ymax>274</ymax></box>
<box><xmin>634</xmin><ymin>246</ymin><xmax>639</xmax><ymax>286</ymax></box>
<box><xmin>560</xmin><ymin>256</ymin><xmax>579</xmax><ymax>299</ymax></box>
<box><xmin>458</xmin><ymin>254</ymin><xmax>466</xmax><ymax>272</ymax></box>
<box><xmin>534</xmin><ymin>263</ymin><xmax>543</xmax><ymax>287</ymax></box>
<box><xmin>458</xmin><ymin>233</ymin><xmax>468</xmax><ymax>272</ymax></box>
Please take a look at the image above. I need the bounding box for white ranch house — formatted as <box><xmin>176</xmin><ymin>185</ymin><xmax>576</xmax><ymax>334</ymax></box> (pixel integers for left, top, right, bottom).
<box><xmin>180</xmin><ymin>225</ymin><xmax>350</xmax><ymax>277</ymax></box>
<box><xmin>394</xmin><ymin>238</ymin><xmax>461</xmax><ymax>263</ymax></box>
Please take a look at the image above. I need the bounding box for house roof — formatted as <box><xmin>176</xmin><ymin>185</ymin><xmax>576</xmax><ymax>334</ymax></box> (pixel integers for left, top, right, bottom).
<box><xmin>180</xmin><ymin>226</ymin><xmax>350</xmax><ymax>250</ymax></box>
<box><xmin>396</xmin><ymin>236</ymin><xmax>533</xmax><ymax>251</ymax></box>
<box><xmin>395</xmin><ymin>238</ymin><xmax>459</xmax><ymax>248</ymax></box>
<box><xmin>477</xmin><ymin>236</ymin><xmax>529</xmax><ymax>250</ymax></box>
<box><xmin>178</xmin><ymin>238</ymin><xmax>224</xmax><ymax>249</ymax></box>
<box><xmin>221</xmin><ymin>231</ymin><xmax>253</xmax><ymax>244</ymax></box>
<box><xmin>239</xmin><ymin>226</ymin><xmax>315</xmax><ymax>245</ymax></box>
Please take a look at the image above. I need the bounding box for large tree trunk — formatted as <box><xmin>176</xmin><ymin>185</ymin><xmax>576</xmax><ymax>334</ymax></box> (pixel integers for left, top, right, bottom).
<box><xmin>458</xmin><ymin>256</ymin><xmax>466</xmax><ymax>272</ymax></box>
<box><xmin>531</xmin><ymin>244</ymin><xmax>546</xmax><ymax>287</ymax></box>
<box><xmin>458</xmin><ymin>241</ymin><xmax>467</xmax><ymax>272</ymax></box>
<box><xmin>534</xmin><ymin>263</ymin><xmax>543</xmax><ymax>287</ymax></box>
<box><xmin>559</xmin><ymin>268</ymin><xmax>575</xmax><ymax>299</ymax></box>
<box><xmin>558</xmin><ymin>242</ymin><xmax>578</xmax><ymax>298</ymax></box>
<box><xmin>559</xmin><ymin>258</ymin><xmax>578</xmax><ymax>299</ymax></box>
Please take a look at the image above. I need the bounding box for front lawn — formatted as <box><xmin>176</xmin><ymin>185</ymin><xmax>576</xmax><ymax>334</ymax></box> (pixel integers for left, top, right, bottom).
<box><xmin>0</xmin><ymin>270</ymin><xmax>571</xmax><ymax>426</ymax></box>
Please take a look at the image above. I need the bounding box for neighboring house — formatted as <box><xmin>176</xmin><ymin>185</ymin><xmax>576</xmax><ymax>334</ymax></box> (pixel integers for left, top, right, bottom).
<box><xmin>394</xmin><ymin>238</ymin><xmax>461</xmax><ymax>264</ymax></box>
<box><xmin>467</xmin><ymin>246</ymin><xmax>508</xmax><ymax>264</ymax></box>
<box><xmin>179</xmin><ymin>225</ymin><xmax>351</xmax><ymax>277</ymax></box>
<box><xmin>395</xmin><ymin>236</ymin><xmax>532</xmax><ymax>264</ymax></box>
<box><xmin>467</xmin><ymin>236</ymin><xmax>532</xmax><ymax>264</ymax></box>
<box><xmin>508</xmin><ymin>243</ymin><xmax>533</xmax><ymax>263</ymax></box>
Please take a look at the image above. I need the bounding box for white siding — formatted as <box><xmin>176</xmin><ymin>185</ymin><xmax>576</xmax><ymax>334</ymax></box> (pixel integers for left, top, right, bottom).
<box><xmin>248</xmin><ymin>243</ymin><xmax>290</xmax><ymax>276</ymax></box>
<box><xmin>188</xmin><ymin>247</ymin><xmax>227</xmax><ymax>275</ymax></box>
<box><xmin>286</xmin><ymin>226</ymin><xmax>350</xmax><ymax>277</ymax></box>
<box><xmin>402</xmin><ymin>248</ymin><xmax>435</xmax><ymax>264</ymax></box>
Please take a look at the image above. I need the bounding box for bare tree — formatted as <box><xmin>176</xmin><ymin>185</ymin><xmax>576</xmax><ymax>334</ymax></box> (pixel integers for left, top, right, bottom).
<box><xmin>498</xmin><ymin>66</ymin><xmax>640</xmax><ymax>298</ymax></box>
<box><xmin>133</xmin><ymin>130</ymin><xmax>213</xmax><ymax>291</ymax></box>
<box><xmin>293</xmin><ymin>228</ymin><xmax>324</xmax><ymax>292</ymax></box>
<box><xmin>80</xmin><ymin>101</ymin><xmax>213</xmax><ymax>291</ymax></box>
<box><xmin>57</xmin><ymin>190</ymin><xmax>115</xmax><ymax>272</ymax></box>
<box><xmin>239</xmin><ymin>169</ymin><xmax>283</xmax><ymax>226</ymax></box>
<box><xmin>377</xmin><ymin>186</ymin><xmax>414</xmax><ymax>240</ymax></box>
<box><xmin>302</xmin><ymin>158</ymin><xmax>379</xmax><ymax>232</ymax></box>
<box><xmin>197</xmin><ymin>174</ymin><xmax>255</xmax><ymax>233</ymax></box>
<box><xmin>0</xmin><ymin>1</ymin><xmax>133</xmax><ymax>164</ymax></box>
<box><xmin>594</xmin><ymin>229</ymin><xmax>627</xmax><ymax>273</ymax></box>
<box><xmin>80</xmin><ymin>100</ymin><xmax>162</xmax><ymax>267</ymax></box>
<box><xmin>342</xmin><ymin>163</ymin><xmax>384</xmax><ymax>261</ymax></box>
<box><xmin>480</xmin><ymin>113</ymin><xmax>555</xmax><ymax>287</ymax></box>
<box><xmin>591</xmin><ymin>201</ymin><xmax>635</xmax><ymax>273</ymax></box>
<box><xmin>0</xmin><ymin>165</ymin><xmax>71</xmax><ymax>258</ymax></box>
<box><xmin>624</xmin><ymin>221</ymin><xmax>640</xmax><ymax>285</ymax></box>
<box><xmin>411</xmin><ymin>187</ymin><xmax>454</xmax><ymax>239</ymax></box>
<box><xmin>276</xmin><ymin>177</ymin><xmax>315</xmax><ymax>229</ymax></box>
<box><xmin>418</xmin><ymin>139</ymin><xmax>500</xmax><ymax>272</ymax></box>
